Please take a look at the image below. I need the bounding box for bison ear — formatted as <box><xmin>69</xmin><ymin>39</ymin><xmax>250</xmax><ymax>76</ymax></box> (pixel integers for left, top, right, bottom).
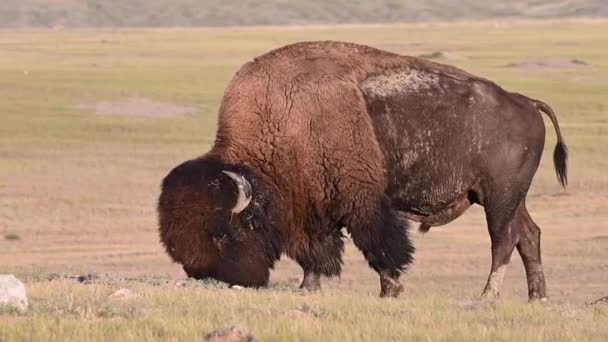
<box><xmin>221</xmin><ymin>170</ymin><xmax>252</xmax><ymax>214</ymax></box>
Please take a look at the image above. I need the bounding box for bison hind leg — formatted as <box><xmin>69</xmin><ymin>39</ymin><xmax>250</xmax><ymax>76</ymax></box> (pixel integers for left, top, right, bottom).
<box><xmin>514</xmin><ymin>201</ymin><xmax>547</xmax><ymax>301</ymax></box>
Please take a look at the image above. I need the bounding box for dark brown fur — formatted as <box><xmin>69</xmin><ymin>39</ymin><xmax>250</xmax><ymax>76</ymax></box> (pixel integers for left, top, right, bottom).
<box><xmin>158</xmin><ymin>41</ymin><xmax>567</xmax><ymax>299</ymax></box>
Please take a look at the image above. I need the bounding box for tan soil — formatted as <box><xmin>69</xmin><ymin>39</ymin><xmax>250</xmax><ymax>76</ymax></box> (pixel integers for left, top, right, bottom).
<box><xmin>75</xmin><ymin>97</ymin><xmax>198</xmax><ymax>118</ymax></box>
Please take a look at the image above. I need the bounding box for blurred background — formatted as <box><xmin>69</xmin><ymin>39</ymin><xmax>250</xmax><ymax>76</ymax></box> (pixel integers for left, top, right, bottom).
<box><xmin>1</xmin><ymin>0</ymin><xmax>607</xmax><ymax>27</ymax></box>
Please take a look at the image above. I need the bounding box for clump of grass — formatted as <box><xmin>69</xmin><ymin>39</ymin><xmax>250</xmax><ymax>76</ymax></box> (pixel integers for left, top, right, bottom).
<box><xmin>2</xmin><ymin>233</ymin><xmax>20</xmax><ymax>241</ymax></box>
<box><xmin>179</xmin><ymin>278</ymin><xmax>230</xmax><ymax>289</ymax></box>
<box><xmin>96</xmin><ymin>302</ymin><xmax>139</xmax><ymax>319</ymax></box>
<box><xmin>0</xmin><ymin>305</ymin><xmax>25</xmax><ymax>315</ymax></box>
<box><xmin>417</xmin><ymin>51</ymin><xmax>444</xmax><ymax>59</ymax></box>
<box><xmin>26</xmin><ymin>272</ymin><xmax>63</xmax><ymax>282</ymax></box>
<box><xmin>266</xmin><ymin>281</ymin><xmax>301</xmax><ymax>293</ymax></box>
<box><xmin>121</xmin><ymin>275</ymin><xmax>172</xmax><ymax>286</ymax></box>
<box><xmin>571</xmin><ymin>58</ymin><xmax>589</xmax><ymax>65</ymax></box>
<box><xmin>386</xmin><ymin>0</ymin><xmax>404</xmax><ymax>10</ymax></box>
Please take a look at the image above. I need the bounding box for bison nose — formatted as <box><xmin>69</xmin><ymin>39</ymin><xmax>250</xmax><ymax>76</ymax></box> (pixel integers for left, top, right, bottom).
<box><xmin>183</xmin><ymin>265</ymin><xmax>214</xmax><ymax>280</ymax></box>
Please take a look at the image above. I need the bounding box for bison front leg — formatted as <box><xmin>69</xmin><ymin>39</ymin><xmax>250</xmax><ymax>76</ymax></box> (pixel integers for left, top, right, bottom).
<box><xmin>346</xmin><ymin>195</ymin><xmax>415</xmax><ymax>298</ymax></box>
<box><xmin>299</xmin><ymin>269</ymin><xmax>322</xmax><ymax>292</ymax></box>
<box><xmin>295</xmin><ymin>231</ymin><xmax>345</xmax><ymax>292</ymax></box>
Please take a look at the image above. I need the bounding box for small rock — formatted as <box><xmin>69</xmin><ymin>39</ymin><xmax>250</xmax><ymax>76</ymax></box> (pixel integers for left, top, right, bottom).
<box><xmin>0</xmin><ymin>275</ymin><xmax>28</xmax><ymax>312</ymax></box>
<box><xmin>175</xmin><ymin>281</ymin><xmax>188</xmax><ymax>287</ymax></box>
<box><xmin>230</xmin><ymin>285</ymin><xmax>244</xmax><ymax>290</ymax></box>
<box><xmin>284</xmin><ymin>304</ymin><xmax>320</xmax><ymax>319</ymax></box>
<box><xmin>108</xmin><ymin>288</ymin><xmax>137</xmax><ymax>301</ymax></box>
<box><xmin>206</xmin><ymin>325</ymin><xmax>254</xmax><ymax>342</ymax></box>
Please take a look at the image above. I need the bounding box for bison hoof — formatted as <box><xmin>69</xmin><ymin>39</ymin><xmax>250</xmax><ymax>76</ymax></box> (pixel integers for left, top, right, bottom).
<box><xmin>379</xmin><ymin>275</ymin><xmax>404</xmax><ymax>298</ymax></box>
<box><xmin>300</xmin><ymin>283</ymin><xmax>321</xmax><ymax>292</ymax></box>
<box><xmin>380</xmin><ymin>283</ymin><xmax>403</xmax><ymax>298</ymax></box>
<box><xmin>529</xmin><ymin>296</ymin><xmax>549</xmax><ymax>304</ymax></box>
<box><xmin>480</xmin><ymin>289</ymin><xmax>500</xmax><ymax>301</ymax></box>
<box><xmin>299</xmin><ymin>276</ymin><xmax>322</xmax><ymax>292</ymax></box>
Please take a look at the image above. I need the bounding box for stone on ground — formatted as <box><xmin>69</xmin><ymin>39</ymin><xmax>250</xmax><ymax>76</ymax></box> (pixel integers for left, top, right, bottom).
<box><xmin>0</xmin><ymin>274</ymin><xmax>28</xmax><ymax>312</ymax></box>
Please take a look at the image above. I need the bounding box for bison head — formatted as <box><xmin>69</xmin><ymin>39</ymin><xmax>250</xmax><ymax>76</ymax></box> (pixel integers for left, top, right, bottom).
<box><xmin>158</xmin><ymin>157</ymin><xmax>282</xmax><ymax>287</ymax></box>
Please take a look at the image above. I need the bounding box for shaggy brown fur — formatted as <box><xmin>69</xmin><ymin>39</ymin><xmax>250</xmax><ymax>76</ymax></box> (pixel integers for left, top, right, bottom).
<box><xmin>159</xmin><ymin>41</ymin><xmax>567</xmax><ymax>299</ymax></box>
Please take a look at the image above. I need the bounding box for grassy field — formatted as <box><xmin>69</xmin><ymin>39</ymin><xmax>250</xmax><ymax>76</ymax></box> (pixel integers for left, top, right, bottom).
<box><xmin>1</xmin><ymin>19</ymin><xmax>607</xmax><ymax>340</ymax></box>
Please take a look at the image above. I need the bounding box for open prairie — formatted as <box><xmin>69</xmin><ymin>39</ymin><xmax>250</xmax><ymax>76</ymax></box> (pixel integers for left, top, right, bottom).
<box><xmin>1</xmin><ymin>19</ymin><xmax>607</xmax><ymax>340</ymax></box>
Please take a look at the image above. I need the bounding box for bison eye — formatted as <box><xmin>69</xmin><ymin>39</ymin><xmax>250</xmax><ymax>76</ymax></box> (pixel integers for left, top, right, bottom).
<box><xmin>212</xmin><ymin>232</ymin><xmax>228</xmax><ymax>246</ymax></box>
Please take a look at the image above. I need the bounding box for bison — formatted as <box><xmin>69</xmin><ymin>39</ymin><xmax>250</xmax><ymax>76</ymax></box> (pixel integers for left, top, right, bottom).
<box><xmin>158</xmin><ymin>41</ymin><xmax>567</xmax><ymax>300</ymax></box>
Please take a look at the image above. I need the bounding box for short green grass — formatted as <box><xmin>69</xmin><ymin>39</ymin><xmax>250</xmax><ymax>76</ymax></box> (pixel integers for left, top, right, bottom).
<box><xmin>1</xmin><ymin>280</ymin><xmax>607</xmax><ymax>341</ymax></box>
<box><xmin>1</xmin><ymin>19</ymin><xmax>608</xmax><ymax>341</ymax></box>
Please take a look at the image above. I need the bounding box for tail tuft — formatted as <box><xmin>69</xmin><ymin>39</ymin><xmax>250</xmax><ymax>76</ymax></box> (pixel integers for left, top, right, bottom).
<box><xmin>554</xmin><ymin>141</ymin><xmax>568</xmax><ymax>188</ymax></box>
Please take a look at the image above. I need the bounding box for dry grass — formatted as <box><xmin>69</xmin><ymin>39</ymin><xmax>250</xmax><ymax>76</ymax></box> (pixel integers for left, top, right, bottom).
<box><xmin>1</xmin><ymin>280</ymin><xmax>607</xmax><ymax>341</ymax></box>
<box><xmin>1</xmin><ymin>19</ymin><xmax>608</xmax><ymax>340</ymax></box>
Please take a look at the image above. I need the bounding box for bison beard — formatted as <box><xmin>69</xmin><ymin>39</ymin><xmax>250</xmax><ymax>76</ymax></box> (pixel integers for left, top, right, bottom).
<box><xmin>158</xmin><ymin>41</ymin><xmax>566</xmax><ymax>300</ymax></box>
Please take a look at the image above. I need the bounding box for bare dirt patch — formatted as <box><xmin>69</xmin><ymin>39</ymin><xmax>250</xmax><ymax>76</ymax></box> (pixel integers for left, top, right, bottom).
<box><xmin>75</xmin><ymin>97</ymin><xmax>198</xmax><ymax>118</ymax></box>
<box><xmin>505</xmin><ymin>58</ymin><xmax>591</xmax><ymax>69</ymax></box>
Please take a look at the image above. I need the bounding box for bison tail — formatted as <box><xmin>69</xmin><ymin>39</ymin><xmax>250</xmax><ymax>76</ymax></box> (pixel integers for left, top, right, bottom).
<box><xmin>533</xmin><ymin>99</ymin><xmax>568</xmax><ymax>188</ymax></box>
<box><xmin>554</xmin><ymin>140</ymin><xmax>568</xmax><ymax>188</ymax></box>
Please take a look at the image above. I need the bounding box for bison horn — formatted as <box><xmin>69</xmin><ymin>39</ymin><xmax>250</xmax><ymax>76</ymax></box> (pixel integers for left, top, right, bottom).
<box><xmin>221</xmin><ymin>170</ymin><xmax>252</xmax><ymax>214</ymax></box>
